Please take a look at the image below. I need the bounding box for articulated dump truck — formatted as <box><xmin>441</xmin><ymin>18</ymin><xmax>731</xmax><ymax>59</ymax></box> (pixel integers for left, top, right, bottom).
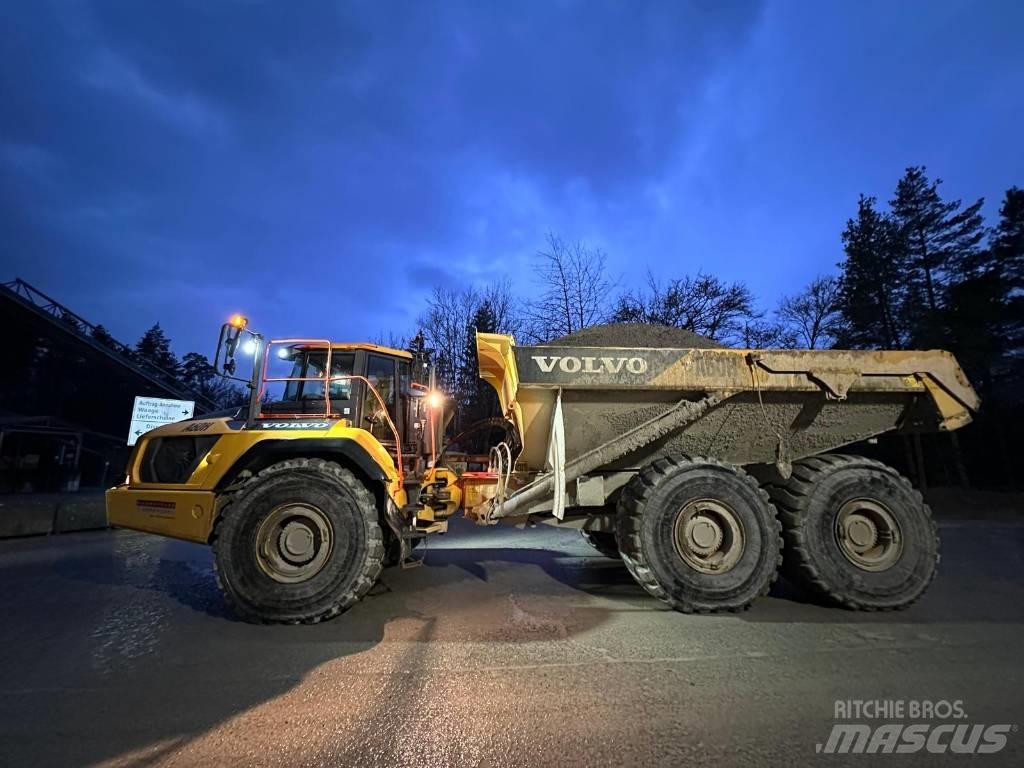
<box><xmin>106</xmin><ymin>318</ymin><xmax>980</xmax><ymax>623</ymax></box>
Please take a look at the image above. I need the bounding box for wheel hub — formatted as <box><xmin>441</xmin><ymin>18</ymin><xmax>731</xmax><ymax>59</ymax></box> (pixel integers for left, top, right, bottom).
<box><xmin>685</xmin><ymin>516</ymin><xmax>724</xmax><ymax>555</ymax></box>
<box><xmin>843</xmin><ymin>514</ymin><xmax>878</xmax><ymax>550</ymax></box>
<box><xmin>673</xmin><ymin>500</ymin><xmax>745</xmax><ymax>574</ymax></box>
<box><xmin>835</xmin><ymin>499</ymin><xmax>902</xmax><ymax>572</ymax></box>
<box><xmin>280</xmin><ymin>522</ymin><xmax>316</xmax><ymax>562</ymax></box>
<box><xmin>256</xmin><ymin>503</ymin><xmax>334</xmax><ymax>584</ymax></box>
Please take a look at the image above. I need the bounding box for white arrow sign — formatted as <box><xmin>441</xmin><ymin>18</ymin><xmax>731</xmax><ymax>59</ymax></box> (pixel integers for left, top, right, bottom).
<box><xmin>128</xmin><ymin>396</ymin><xmax>195</xmax><ymax>445</ymax></box>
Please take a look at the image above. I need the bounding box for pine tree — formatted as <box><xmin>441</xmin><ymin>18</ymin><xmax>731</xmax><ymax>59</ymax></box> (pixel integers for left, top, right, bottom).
<box><xmin>890</xmin><ymin>166</ymin><xmax>985</xmax><ymax>346</ymax></box>
<box><xmin>992</xmin><ymin>187</ymin><xmax>1024</xmax><ymax>354</ymax></box>
<box><xmin>181</xmin><ymin>351</ymin><xmax>217</xmax><ymax>387</ymax></box>
<box><xmin>836</xmin><ymin>196</ymin><xmax>908</xmax><ymax>348</ymax></box>
<box><xmin>458</xmin><ymin>300</ymin><xmax>499</xmax><ymax>429</ymax></box>
<box><xmin>938</xmin><ymin>186</ymin><xmax>1021</xmax><ymax>389</ymax></box>
<box><xmin>944</xmin><ymin>268</ymin><xmax>1008</xmax><ymax>387</ymax></box>
<box><xmin>91</xmin><ymin>324</ymin><xmax>118</xmax><ymax>349</ymax></box>
<box><xmin>181</xmin><ymin>351</ymin><xmax>243</xmax><ymax>409</ymax></box>
<box><xmin>135</xmin><ymin>323</ymin><xmax>180</xmax><ymax>376</ymax></box>
<box><xmin>993</xmin><ymin>187</ymin><xmax>1024</xmax><ymax>285</ymax></box>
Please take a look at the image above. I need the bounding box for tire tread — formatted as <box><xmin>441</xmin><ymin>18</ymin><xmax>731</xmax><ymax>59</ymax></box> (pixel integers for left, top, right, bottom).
<box><xmin>764</xmin><ymin>454</ymin><xmax>938</xmax><ymax>611</ymax></box>
<box><xmin>616</xmin><ymin>455</ymin><xmax>783</xmax><ymax>613</ymax></box>
<box><xmin>211</xmin><ymin>458</ymin><xmax>384</xmax><ymax>624</ymax></box>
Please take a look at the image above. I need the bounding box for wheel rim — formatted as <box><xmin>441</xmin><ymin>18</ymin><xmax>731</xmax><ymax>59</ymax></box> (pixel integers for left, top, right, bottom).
<box><xmin>834</xmin><ymin>498</ymin><xmax>903</xmax><ymax>572</ymax></box>
<box><xmin>255</xmin><ymin>503</ymin><xmax>333</xmax><ymax>583</ymax></box>
<box><xmin>672</xmin><ymin>499</ymin><xmax>745</xmax><ymax>574</ymax></box>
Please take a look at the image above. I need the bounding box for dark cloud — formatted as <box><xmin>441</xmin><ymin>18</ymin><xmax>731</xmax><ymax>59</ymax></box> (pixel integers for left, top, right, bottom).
<box><xmin>2</xmin><ymin>0</ymin><xmax>1021</xmax><ymax>355</ymax></box>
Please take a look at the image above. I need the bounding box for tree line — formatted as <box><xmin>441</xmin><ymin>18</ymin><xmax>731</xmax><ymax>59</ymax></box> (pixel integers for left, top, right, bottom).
<box><xmin>118</xmin><ymin>165</ymin><xmax>1021</xmax><ymax>485</ymax></box>
<box><xmin>416</xmin><ymin>167</ymin><xmax>1023</xmax><ymax>486</ymax></box>
<box><xmin>90</xmin><ymin>322</ymin><xmax>244</xmax><ymax>409</ymax></box>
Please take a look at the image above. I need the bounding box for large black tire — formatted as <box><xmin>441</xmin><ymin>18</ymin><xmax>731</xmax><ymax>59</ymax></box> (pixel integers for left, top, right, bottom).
<box><xmin>616</xmin><ymin>456</ymin><xmax>782</xmax><ymax>613</ymax></box>
<box><xmin>581</xmin><ymin>529</ymin><xmax>621</xmax><ymax>559</ymax></box>
<box><xmin>212</xmin><ymin>458</ymin><xmax>384</xmax><ymax>624</ymax></box>
<box><xmin>765</xmin><ymin>454</ymin><xmax>938</xmax><ymax>611</ymax></box>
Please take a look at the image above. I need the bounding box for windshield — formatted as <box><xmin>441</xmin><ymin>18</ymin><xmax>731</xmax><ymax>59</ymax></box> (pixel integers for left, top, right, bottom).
<box><xmin>262</xmin><ymin>348</ymin><xmax>355</xmax><ymax>414</ymax></box>
<box><xmin>282</xmin><ymin>351</ymin><xmax>354</xmax><ymax>401</ymax></box>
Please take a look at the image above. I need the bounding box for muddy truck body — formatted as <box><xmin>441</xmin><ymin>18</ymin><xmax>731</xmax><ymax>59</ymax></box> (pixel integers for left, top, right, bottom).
<box><xmin>106</xmin><ymin>319</ymin><xmax>980</xmax><ymax>622</ymax></box>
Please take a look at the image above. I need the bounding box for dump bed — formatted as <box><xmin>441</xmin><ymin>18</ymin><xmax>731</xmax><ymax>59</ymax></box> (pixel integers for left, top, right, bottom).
<box><xmin>476</xmin><ymin>333</ymin><xmax>980</xmax><ymax>472</ymax></box>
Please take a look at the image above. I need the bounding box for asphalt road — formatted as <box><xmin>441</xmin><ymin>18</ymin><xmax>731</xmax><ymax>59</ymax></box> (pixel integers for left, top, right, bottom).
<box><xmin>1</xmin><ymin>518</ymin><xmax>1023</xmax><ymax>768</ymax></box>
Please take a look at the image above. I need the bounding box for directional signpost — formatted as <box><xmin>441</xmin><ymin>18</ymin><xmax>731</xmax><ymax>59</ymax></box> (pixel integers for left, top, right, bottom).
<box><xmin>128</xmin><ymin>396</ymin><xmax>196</xmax><ymax>446</ymax></box>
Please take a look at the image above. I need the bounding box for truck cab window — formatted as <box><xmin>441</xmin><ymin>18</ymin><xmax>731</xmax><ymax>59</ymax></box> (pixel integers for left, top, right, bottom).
<box><xmin>364</xmin><ymin>354</ymin><xmax>397</xmax><ymax>441</ymax></box>
<box><xmin>293</xmin><ymin>352</ymin><xmax>355</xmax><ymax>402</ymax></box>
<box><xmin>265</xmin><ymin>348</ymin><xmax>354</xmax><ymax>414</ymax></box>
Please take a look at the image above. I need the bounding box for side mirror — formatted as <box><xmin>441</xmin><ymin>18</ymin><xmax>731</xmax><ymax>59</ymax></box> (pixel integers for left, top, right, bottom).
<box><xmin>215</xmin><ymin>323</ymin><xmax>242</xmax><ymax>376</ymax></box>
<box><xmin>214</xmin><ymin>321</ymin><xmax>257</xmax><ymax>383</ymax></box>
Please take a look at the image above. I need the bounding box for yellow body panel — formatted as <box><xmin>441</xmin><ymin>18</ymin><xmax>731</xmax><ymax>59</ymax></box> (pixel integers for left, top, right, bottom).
<box><xmin>478</xmin><ymin>333</ymin><xmax>979</xmax><ymax>429</ymax></box>
<box><xmin>106</xmin><ymin>487</ymin><xmax>220</xmax><ymax>543</ymax></box>
<box><xmin>476</xmin><ymin>331</ymin><xmax>981</xmax><ymax>471</ymax></box>
<box><xmin>286</xmin><ymin>341</ymin><xmax>413</xmax><ymax>359</ymax></box>
<box><xmin>107</xmin><ymin>417</ymin><xmax>407</xmax><ymax>543</ymax></box>
<box><xmin>460</xmin><ymin>475</ymin><xmax>500</xmax><ymax>516</ymax></box>
<box><xmin>418</xmin><ymin>466</ymin><xmax>461</xmax><ymax>520</ymax></box>
<box><xmin>476</xmin><ymin>332</ymin><xmax>524</xmax><ymax>442</ymax></box>
<box><xmin>327</xmin><ymin>342</ymin><xmax>413</xmax><ymax>359</ymax></box>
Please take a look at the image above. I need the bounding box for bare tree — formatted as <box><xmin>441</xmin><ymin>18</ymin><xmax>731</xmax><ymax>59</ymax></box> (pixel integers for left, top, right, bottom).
<box><xmin>417</xmin><ymin>286</ymin><xmax>481</xmax><ymax>393</ymax></box>
<box><xmin>777</xmin><ymin>275</ymin><xmax>841</xmax><ymax>349</ymax></box>
<box><xmin>523</xmin><ymin>233</ymin><xmax>612</xmax><ymax>342</ymax></box>
<box><xmin>739</xmin><ymin>319</ymin><xmax>798</xmax><ymax>349</ymax></box>
<box><xmin>613</xmin><ymin>270</ymin><xmax>757</xmax><ymax>344</ymax></box>
<box><xmin>416</xmin><ymin>281</ymin><xmax>522</xmax><ymax>429</ymax></box>
<box><xmin>372</xmin><ymin>330</ymin><xmax>411</xmax><ymax>349</ymax></box>
<box><xmin>480</xmin><ymin>279</ymin><xmax>523</xmax><ymax>341</ymax></box>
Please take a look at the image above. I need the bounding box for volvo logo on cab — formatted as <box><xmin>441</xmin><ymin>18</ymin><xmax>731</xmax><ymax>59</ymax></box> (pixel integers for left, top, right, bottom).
<box><xmin>260</xmin><ymin>422</ymin><xmax>331</xmax><ymax>430</ymax></box>
<box><xmin>530</xmin><ymin>355</ymin><xmax>648</xmax><ymax>375</ymax></box>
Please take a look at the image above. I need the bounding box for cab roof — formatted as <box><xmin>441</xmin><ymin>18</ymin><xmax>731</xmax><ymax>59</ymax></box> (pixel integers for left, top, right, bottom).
<box><xmin>280</xmin><ymin>341</ymin><xmax>413</xmax><ymax>360</ymax></box>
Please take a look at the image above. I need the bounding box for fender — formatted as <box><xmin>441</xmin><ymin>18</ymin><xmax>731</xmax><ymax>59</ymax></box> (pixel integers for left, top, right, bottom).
<box><xmin>215</xmin><ymin>437</ymin><xmax>390</xmax><ymax>492</ymax></box>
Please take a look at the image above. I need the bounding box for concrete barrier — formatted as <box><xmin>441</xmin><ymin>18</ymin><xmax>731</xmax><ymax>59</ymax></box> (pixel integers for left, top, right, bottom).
<box><xmin>0</xmin><ymin>493</ymin><xmax>108</xmax><ymax>538</ymax></box>
<box><xmin>53</xmin><ymin>497</ymin><xmax>109</xmax><ymax>533</ymax></box>
<box><xmin>0</xmin><ymin>496</ymin><xmax>56</xmax><ymax>538</ymax></box>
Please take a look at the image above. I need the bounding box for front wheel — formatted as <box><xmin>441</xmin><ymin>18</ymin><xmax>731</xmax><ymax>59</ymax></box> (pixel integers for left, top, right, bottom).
<box><xmin>616</xmin><ymin>456</ymin><xmax>782</xmax><ymax>613</ymax></box>
<box><xmin>212</xmin><ymin>458</ymin><xmax>384</xmax><ymax>623</ymax></box>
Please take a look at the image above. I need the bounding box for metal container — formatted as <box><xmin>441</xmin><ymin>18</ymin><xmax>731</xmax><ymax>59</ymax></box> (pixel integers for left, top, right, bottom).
<box><xmin>475</xmin><ymin>332</ymin><xmax>980</xmax><ymax>519</ymax></box>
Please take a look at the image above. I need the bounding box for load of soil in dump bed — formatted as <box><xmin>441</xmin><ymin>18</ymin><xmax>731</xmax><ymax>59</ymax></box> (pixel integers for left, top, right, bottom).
<box><xmin>547</xmin><ymin>322</ymin><xmax>724</xmax><ymax>349</ymax></box>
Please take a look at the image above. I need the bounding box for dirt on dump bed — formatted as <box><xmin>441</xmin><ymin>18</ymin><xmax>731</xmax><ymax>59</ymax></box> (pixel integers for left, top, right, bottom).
<box><xmin>548</xmin><ymin>323</ymin><xmax>724</xmax><ymax>349</ymax></box>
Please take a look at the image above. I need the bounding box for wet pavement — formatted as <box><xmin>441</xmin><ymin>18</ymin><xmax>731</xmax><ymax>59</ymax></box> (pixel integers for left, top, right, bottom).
<box><xmin>1</xmin><ymin>518</ymin><xmax>1023</xmax><ymax>767</ymax></box>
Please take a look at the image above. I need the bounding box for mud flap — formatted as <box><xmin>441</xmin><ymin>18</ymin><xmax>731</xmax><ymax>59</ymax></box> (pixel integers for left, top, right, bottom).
<box><xmin>545</xmin><ymin>388</ymin><xmax>566</xmax><ymax>520</ymax></box>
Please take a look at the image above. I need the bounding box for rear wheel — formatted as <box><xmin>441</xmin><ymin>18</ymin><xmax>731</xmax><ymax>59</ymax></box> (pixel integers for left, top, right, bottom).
<box><xmin>212</xmin><ymin>458</ymin><xmax>384</xmax><ymax>623</ymax></box>
<box><xmin>616</xmin><ymin>456</ymin><xmax>782</xmax><ymax>613</ymax></box>
<box><xmin>765</xmin><ymin>454</ymin><xmax>938</xmax><ymax>610</ymax></box>
<box><xmin>581</xmin><ymin>529</ymin><xmax>621</xmax><ymax>559</ymax></box>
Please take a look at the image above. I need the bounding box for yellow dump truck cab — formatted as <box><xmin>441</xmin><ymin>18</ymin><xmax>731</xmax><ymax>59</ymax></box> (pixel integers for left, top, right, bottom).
<box><xmin>106</xmin><ymin>416</ymin><xmax>406</xmax><ymax>543</ymax></box>
<box><xmin>106</xmin><ymin>330</ymin><xmax>456</xmax><ymax>623</ymax></box>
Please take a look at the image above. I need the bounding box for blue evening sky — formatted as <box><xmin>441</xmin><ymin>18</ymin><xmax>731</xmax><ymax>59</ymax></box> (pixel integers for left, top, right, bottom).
<box><xmin>3</xmin><ymin>1</ymin><xmax>1022</xmax><ymax>356</ymax></box>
